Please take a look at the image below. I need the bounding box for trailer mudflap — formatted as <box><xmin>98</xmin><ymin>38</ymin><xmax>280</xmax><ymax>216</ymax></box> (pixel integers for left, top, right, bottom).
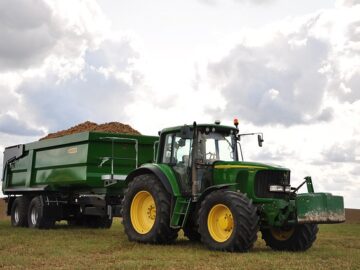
<box><xmin>296</xmin><ymin>193</ymin><xmax>345</xmax><ymax>224</ymax></box>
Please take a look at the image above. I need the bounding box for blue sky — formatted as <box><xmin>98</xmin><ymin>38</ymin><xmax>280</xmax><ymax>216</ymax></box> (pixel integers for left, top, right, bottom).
<box><xmin>0</xmin><ymin>0</ymin><xmax>359</xmax><ymax>207</ymax></box>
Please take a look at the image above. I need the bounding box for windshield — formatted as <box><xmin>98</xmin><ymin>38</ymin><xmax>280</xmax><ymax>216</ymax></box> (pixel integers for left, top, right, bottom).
<box><xmin>197</xmin><ymin>130</ymin><xmax>238</xmax><ymax>162</ymax></box>
<box><xmin>160</xmin><ymin>127</ymin><xmax>239</xmax><ymax>165</ymax></box>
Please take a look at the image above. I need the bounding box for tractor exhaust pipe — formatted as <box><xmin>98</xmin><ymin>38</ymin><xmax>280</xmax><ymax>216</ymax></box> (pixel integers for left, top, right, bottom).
<box><xmin>191</xmin><ymin>122</ymin><xmax>200</xmax><ymax>201</ymax></box>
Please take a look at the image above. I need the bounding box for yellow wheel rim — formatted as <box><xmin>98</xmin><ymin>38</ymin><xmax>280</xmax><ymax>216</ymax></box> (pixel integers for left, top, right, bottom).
<box><xmin>270</xmin><ymin>227</ymin><xmax>295</xmax><ymax>241</ymax></box>
<box><xmin>207</xmin><ymin>204</ymin><xmax>234</xmax><ymax>242</ymax></box>
<box><xmin>130</xmin><ymin>191</ymin><xmax>156</xmax><ymax>234</ymax></box>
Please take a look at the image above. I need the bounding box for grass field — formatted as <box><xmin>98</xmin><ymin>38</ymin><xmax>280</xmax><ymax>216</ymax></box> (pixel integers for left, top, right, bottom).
<box><xmin>0</xmin><ymin>219</ymin><xmax>359</xmax><ymax>270</ymax></box>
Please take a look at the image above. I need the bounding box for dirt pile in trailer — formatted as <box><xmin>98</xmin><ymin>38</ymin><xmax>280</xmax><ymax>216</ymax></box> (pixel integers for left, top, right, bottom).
<box><xmin>40</xmin><ymin>121</ymin><xmax>141</xmax><ymax>140</ymax></box>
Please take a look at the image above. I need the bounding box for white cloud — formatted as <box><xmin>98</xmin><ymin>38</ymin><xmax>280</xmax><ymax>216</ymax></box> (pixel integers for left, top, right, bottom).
<box><xmin>0</xmin><ymin>0</ymin><xmax>55</xmax><ymax>70</ymax></box>
<box><xmin>199</xmin><ymin>0</ymin><xmax>275</xmax><ymax>5</ymax></box>
<box><xmin>204</xmin><ymin>5</ymin><xmax>360</xmax><ymax>125</ymax></box>
<box><xmin>198</xmin><ymin>3</ymin><xmax>360</xmax><ymax>207</ymax></box>
<box><xmin>337</xmin><ymin>0</ymin><xmax>360</xmax><ymax>7</ymax></box>
<box><xmin>322</xmin><ymin>140</ymin><xmax>359</xmax><ymax>162</ymax></box>
<box><xmin>0</xmin><ymin>0</ymin><xmax>142</xmax><ymax>135</ymax></box>
<box><xmin>0</xmin><ymin>112</ymin><xmax>44</xmax><ymax>136</ymax></box>
<box><xmin>16</xmin><ymin>39</ymin><xmax>140</xmax><ymax>133</ymax></box>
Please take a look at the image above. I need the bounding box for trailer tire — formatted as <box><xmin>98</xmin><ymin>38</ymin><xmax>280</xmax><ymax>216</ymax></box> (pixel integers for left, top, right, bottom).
<box><xmin>122</xmin><ymin>174</ymin><xmax>178</xmax><ymax>244</ymax></box>
<box><xmin>198</xmin><ymin>190</ymin><xmax>258</xmax><ymax>252</ymax></box>
<box><xmin>27</xmin><ymin>196</ymin><xmax>55</xmax><ymax>229</ymax></box>
<box><xmin>11</xmin><ymin>196</ymin><xmax>30</xmax><ymax>227</ymax></box>
<box><xmin>261</xmin><ymin>224</ymin><xmax>318</xmax><ymax>251</ymax></box>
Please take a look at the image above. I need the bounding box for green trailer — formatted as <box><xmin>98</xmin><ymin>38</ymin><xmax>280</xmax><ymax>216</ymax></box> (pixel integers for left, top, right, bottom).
<box><xmin>2</xmin><ymin>131</ymin><xmax>158</xmax><ymax>228</ymax></box>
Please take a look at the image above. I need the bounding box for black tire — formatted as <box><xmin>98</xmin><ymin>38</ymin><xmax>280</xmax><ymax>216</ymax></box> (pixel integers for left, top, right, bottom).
<box><xmin>261</xmin><ymin>224</ymin><xmax>318</xmax><ymax>251</ymax></box>
<box><xmin>67</xmin><ymin>216</ymin><xmax>112</xmax><ymax>228</ymax></box>
<box><xmin>11</xmin><ymin>196</ymin><xmax>30</xmax><ymax>227</ymax></box>
<box><xmin>99</xmin><ymin>216</ymin><xmax>113</xmax><ymax>228</ymax></box>
<box><xmin>27</xmin><ymin>196</ymin><xmax>55</xmax><ymax>229</ymax></box>
<box><xmin>198</xmin><ymin>190</ymin><xmax>258</xmax><ymax>252</ymax></box>
<box><xmin>85</xmin><ymin>216</ymin><xmax>113</xmax><ymax>229</ymax></box>
<box><xmin>183</xmin><ymin>206</ymin><xmax>201</xmax><ymax>242</ymax></box>
<box><xmin>67</xmin><ymin>217</ymin><xmax>85</xmax><ymax>227</ymax></box>
<box><xmin>122</xmin><ymin>174</ymin><xmax>178</xmax><ymax>244</ymax></box>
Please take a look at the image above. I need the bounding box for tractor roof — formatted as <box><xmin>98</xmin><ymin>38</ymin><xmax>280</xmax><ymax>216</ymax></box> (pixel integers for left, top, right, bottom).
<box><xmin>160</xmin><ymin>123</ymin><xmax>238</xmax><ymax>134</ymax></box>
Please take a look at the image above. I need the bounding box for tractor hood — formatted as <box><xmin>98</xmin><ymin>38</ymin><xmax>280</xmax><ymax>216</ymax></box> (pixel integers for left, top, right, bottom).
<box><xmin>211</xmin><ymin>160</ymin><xmax>291</xmax><ymax>203</ymax></box>
<box><xmin>212</xmin><ymin>161</ymin><xmax>290</xmax><ymax>171</ymax></box>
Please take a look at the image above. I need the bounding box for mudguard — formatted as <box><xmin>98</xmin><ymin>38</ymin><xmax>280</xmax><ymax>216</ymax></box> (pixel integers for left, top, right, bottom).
<box><xmin>125</xmin><ymin>163</ymin><xmax>181</xmax><ymax>196</ymax></box>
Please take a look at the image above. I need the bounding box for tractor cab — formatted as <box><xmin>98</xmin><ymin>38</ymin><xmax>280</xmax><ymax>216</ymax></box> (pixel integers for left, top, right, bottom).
<box><xmin>157</xmin><ymin>122</ymin><xmax>240</xmax><ymax>197</ymax></box>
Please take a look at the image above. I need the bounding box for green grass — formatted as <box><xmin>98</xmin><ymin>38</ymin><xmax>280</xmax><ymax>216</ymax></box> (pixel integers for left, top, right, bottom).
<box><xmin>0</xmin><ymin>220</ymin><xmax>359</xmax><ymax>270</ymax></box>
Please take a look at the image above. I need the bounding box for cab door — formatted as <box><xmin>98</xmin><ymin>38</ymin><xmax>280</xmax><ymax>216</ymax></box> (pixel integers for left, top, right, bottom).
<box><xmin>161</xmin><ymin>133</ymin><xmax>192</xmax><ymax>195</ymax></box>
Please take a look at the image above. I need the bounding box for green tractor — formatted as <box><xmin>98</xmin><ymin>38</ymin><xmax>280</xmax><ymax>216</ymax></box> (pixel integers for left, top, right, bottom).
<box><xmin>122</xmin><ymin>121</ymin><xmax>345</xmax><ymax>252</ymax></box>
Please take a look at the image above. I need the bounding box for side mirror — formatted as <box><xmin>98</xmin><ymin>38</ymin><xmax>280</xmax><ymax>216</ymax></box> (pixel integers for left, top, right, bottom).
<box><xmin>258</xmin><ymin>134</ymin><xmax>264</xmax><ymax>147</ymax></box>
<box><xmin>180</xmin><ymin>125</ymin><xmax>192</xmax><ymax>139</ymax></box>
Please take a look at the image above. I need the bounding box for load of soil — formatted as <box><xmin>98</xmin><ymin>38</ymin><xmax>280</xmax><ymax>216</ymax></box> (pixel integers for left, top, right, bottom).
<box><xmin>40</xmin><ymin>121</ymin><xmax>141</xmax><ymax>140</ymax></box>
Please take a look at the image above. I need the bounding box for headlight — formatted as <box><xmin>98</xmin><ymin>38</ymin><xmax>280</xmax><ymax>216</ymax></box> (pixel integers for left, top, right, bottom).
<box><xmin>269</xmin><ymin>185</ymin><xmax>284</xmax><ymax>192</ymax></box>
<box><xmin>284</xmin><ymin>186</ymin><xmax>291</xmax><ymax>193</ymax></box>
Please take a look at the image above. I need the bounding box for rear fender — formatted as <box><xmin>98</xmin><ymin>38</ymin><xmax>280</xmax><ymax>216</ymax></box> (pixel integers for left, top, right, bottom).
<box><xmin>126</xmin><ymin>164</ymin><xmax>181</xmax><ymax>196</ymax></box>
<box><xmin>197</xmin><ymin>184</ymin><xmax>237</xmax><ymax>205</ymax></box>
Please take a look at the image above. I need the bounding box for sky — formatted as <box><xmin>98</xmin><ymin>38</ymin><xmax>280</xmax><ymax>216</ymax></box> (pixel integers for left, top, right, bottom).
<box><xmin>0</xmin><ymin>0</ymin><xmax>359</xmax><ymax>208</ymax></box>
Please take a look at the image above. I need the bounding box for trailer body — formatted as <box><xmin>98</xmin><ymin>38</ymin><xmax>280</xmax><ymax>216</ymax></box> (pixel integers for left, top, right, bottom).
<box><xmin>2</xmin><ymin>131</ymin><xmax>158</xmax><ymax>228</ymax></box>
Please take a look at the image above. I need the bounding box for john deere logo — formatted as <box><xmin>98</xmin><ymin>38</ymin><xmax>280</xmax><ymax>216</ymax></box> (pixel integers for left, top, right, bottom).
<box><xmin>67</xmin><ymin>147</ymin><xmax>78</xmax><ymax>154</ymax></box>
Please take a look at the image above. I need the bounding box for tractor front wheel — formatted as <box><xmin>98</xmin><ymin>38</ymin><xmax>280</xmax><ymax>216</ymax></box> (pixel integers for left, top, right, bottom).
<box><xmin>198</xmin><ymin>190</ymin><xmax>258</xmax><ymax>252</ymax></box>
<box><xmin>122</xmin><ymin>174</ymin><xmax>178</xmax><ymax>244</ymax></box>
<box><xmin>261</xmin><ymin>224</ymin><xmax>318</xmax><ymax>251</ymax></box>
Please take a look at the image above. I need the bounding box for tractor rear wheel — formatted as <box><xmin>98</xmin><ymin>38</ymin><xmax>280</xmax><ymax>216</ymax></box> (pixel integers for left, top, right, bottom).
<box><xmin>261</xmin><ymin>224</ymin><xmax>318</xmax><ymax>251</ymax></box>
<box><xmin>122</xmin><ymin>174</ymin><xmax>178</xmax><ymax>244</ymax></box>
<box><xmin>11</xmin><ymin>196</ymin><xmax>30</xmax><ymax>227</ymax></box>
<box><xmin>198</xmin><ymin>190</ymin><xmax>258</xmax><ymax>252</ymax></box>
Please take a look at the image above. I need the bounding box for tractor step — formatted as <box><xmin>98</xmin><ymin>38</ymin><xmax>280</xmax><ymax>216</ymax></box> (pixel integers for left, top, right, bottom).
<box><xmin>170</xmin><ymin>197</ymin><xmax>191</xmax><ymax>229</ymax></box>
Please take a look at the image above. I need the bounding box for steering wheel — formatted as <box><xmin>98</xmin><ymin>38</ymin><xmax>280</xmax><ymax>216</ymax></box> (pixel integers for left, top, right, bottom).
<box><xmin>206</xmin><ymin>152</ymin><xmax>216</xmax><ymax>160</ymax></box>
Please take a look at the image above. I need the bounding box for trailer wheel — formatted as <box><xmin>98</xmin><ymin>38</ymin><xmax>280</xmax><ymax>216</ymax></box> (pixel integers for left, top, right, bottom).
<box><xmin>11</xmin><ymin>196</ymin><xmax>30</xmax><ymax>227</ymax></box>
<box><xmin>261</xmin><ymin>224</ymin><xmax>318</xmax><ymax>251</ymax></box>
<box><xmin>27</xmin><ymin>196</ymin><xmax>55</xmax><ymax>229</ymax></box>
<box><xmin>122</xmin><ymin>174</ymin><xmax>178</xmax><ymax>244</ymax></box>
<box><xmin>198</xmin><ymin>190</ymin><xmax>258</xmax><ymax>252</ymax></box>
